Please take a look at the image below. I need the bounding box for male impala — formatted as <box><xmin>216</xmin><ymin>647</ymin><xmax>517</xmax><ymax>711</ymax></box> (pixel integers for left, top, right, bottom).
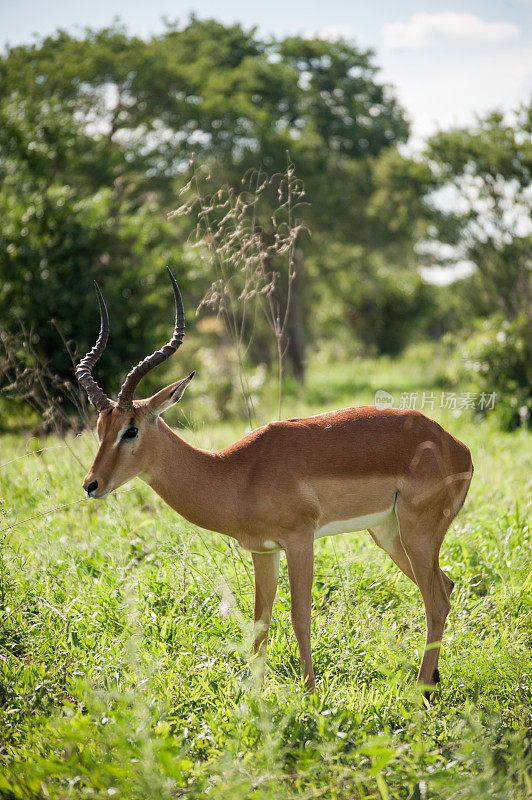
<box><xmin>76</xmin><ymin>269</ymin><xmax>473</xmax><ymax>696</ymax></box>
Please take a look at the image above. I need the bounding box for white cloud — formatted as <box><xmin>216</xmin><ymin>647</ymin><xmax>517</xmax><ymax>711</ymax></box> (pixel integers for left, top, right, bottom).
<box><xmin>386</xmin><ymin>46</ymin><xmax>532</xmax><ymax>143</ymax></box>
<box><xmin>382</xmin><ymin>12</ymin><xmax>521</xmax><ymax>49</ymax></box>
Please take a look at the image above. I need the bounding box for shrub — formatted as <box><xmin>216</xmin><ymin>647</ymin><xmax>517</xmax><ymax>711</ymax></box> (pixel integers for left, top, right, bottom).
<box><xmin>460</xmin><ymin>313</ymin><xmax>531</xmax><ymax>430</ymax></box>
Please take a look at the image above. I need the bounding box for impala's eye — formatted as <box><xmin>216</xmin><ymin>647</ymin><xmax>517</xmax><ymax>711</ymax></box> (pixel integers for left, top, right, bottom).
<box><xmin>122</xmin><ymin>426</ymin><xmax>138</xmax><ymax>440</ymax></box>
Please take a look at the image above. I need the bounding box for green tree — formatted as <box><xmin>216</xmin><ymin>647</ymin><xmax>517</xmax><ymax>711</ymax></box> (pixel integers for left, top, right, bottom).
<box><xmin>1</xmin><ymin>18</ymin><xmax>430</xmax><ymax>408</ymax></box>
<box><xmin>423</xmin><ymin>107</ymin><xmax>532</xmax><ymax>428</ymax></box>
<box><xmin>0</xmin><ymin>94</ymin><xmax>189</xmax><ymax>404</ymax></box>
<box><xmin>424</xmin><ymin>107</ymin><xmax>532</xmax><ymax>323</ymax></box>
<box><xmin>1</xmin><ymin>21</ymin><xmax>414</xmax><ymax>373</ymax></box>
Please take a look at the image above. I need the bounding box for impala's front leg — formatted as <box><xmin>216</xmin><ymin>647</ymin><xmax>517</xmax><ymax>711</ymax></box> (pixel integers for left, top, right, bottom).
<box><xmin>251</xmin><ymin>551</ymin><xmax>280</xmax><ymax>656</ymax></box>
<box><xmin>284</xmin><ymin>535</ymin><xmax>315</xmax><ymax>691</ymax></box>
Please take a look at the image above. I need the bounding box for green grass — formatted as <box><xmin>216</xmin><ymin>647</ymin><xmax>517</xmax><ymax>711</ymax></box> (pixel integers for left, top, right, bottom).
<box><xmin>0</xmin><ymin>348</ymin><xmax>531</xmax><ymax>799</ymax></box>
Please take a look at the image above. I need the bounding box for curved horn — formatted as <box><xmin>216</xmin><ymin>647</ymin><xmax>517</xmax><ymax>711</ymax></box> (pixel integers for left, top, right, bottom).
<box><xmin>116</xmin><ymin>268</ymin><xmax>185</xmax><ymax>411</ymax></box>
<box><xmin>75</xmin><ymin>282</ymin><xmax>112</xmax><ymax>412</ymax></box>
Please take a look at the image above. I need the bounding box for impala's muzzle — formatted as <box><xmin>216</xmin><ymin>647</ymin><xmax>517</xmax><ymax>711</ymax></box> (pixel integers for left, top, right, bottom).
<box><xmin>83</xmin><ymin>475</ymin><xmax>110</xmax><ymax>499</ymax></box>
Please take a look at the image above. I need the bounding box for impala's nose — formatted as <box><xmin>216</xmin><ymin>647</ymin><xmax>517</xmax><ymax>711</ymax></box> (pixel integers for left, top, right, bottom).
<box><xmin>85</xmin><ymin>480</ymin><xmax>98</xmax><ymax>496</ymax></box>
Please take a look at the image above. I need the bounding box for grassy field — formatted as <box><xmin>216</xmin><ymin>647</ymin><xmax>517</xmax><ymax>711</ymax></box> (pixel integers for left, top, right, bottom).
<box><xmin>0</xmin><ymin>347</ymin><xmax>531</xmax><ymax>799</ymax></box>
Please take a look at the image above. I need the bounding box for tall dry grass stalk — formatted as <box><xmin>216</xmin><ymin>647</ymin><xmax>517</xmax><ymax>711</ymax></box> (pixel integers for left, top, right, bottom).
<box><xmin>171</xmin><ymin>157</ymin><xmax>308</xmax><ymax>424</ymax></box>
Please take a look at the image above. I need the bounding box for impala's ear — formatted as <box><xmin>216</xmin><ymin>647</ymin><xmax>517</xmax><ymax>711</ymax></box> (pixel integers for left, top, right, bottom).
<box><xmin>147</xmin><ymin>371</ymin><xmax>195</xmax><ymax>417</ymax></box>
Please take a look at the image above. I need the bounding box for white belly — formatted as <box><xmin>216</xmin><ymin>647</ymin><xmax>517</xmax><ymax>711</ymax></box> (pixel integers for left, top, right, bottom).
<box><xmin>315</xmin><ymin>504</ymin><xmax>395</xmax><ymax>540</ymax></box>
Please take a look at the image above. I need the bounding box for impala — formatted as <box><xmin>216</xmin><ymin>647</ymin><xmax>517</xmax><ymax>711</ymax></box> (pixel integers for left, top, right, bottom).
<box><xmin>76</xmin><ymin>269</ymin><xmax>473</xmax><ymax>695</ymax></box>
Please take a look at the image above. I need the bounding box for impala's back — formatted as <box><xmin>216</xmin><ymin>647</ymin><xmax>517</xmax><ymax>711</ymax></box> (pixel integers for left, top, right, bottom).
<box><xmin>226</xmin><ymin>405</ymin><xmax>472</xmax><ymax>540</ymax></box>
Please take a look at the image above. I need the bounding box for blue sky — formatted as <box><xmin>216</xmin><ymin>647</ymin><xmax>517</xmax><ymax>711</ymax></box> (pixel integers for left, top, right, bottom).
<box><xmin>2</xmin><ymin>0</ymin><xmax>531</xmax><ymax>141</ymax></box>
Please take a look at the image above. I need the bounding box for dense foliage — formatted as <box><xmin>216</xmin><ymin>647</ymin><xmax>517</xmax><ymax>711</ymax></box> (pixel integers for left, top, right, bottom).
<box><xmin>0</xmin><ymin>20</ymin><xmax>427</xmax><ymax>389</ymax></box>
<box><xmin>424</xmin><ymin>108</ymin><xmax>532</xmax><ymax>323</ymax></box>
<box><xmin>0</xmin><ymin>19</ymin><xmax>530</xmax><ymax>430</ymax></box>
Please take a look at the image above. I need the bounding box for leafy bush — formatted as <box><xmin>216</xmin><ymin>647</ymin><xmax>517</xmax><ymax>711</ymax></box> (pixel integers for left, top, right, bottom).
<box><xmin>0</xmin><ymin>95</ymin><xmax>192</xmax><ymax>420</ymax></box>
<box><xmin>315</xmin><ymin>245</ymin><xmax>436</xmax><ymax>358</ymax></box>
<box><xmin>460</xmin><ymin>314</ymin><xmax>531</xmax><ymax>430</ymax></box>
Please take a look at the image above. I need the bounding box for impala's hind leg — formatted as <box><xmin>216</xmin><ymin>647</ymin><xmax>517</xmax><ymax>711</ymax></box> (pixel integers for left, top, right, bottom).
<box><xmin>368</xmin><ymin>512</ymin><xmax>417</xmax><ymax>585</ymax></box>
<box><xmin>369</xmin><ymin>510</ymin><xmax>451</xmax><ymax>696</ymax></box>
<box><xmin>395</xmin><ymin>495</ymin><xmax>454</xmax><ymax>698</ymax></box>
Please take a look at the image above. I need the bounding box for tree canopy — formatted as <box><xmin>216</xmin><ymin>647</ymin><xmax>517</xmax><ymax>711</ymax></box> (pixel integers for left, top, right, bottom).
<box><xmin>1</xmin><ymin>19</ymin><xmax>529</xmax><ymax>427</ymax></box>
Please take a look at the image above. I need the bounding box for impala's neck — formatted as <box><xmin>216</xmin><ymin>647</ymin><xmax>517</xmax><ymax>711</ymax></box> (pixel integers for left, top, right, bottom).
<box><xmin>142</xmin><ymin>418</ymin><xmax>236</xmax><ymax>536</ymax></box>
